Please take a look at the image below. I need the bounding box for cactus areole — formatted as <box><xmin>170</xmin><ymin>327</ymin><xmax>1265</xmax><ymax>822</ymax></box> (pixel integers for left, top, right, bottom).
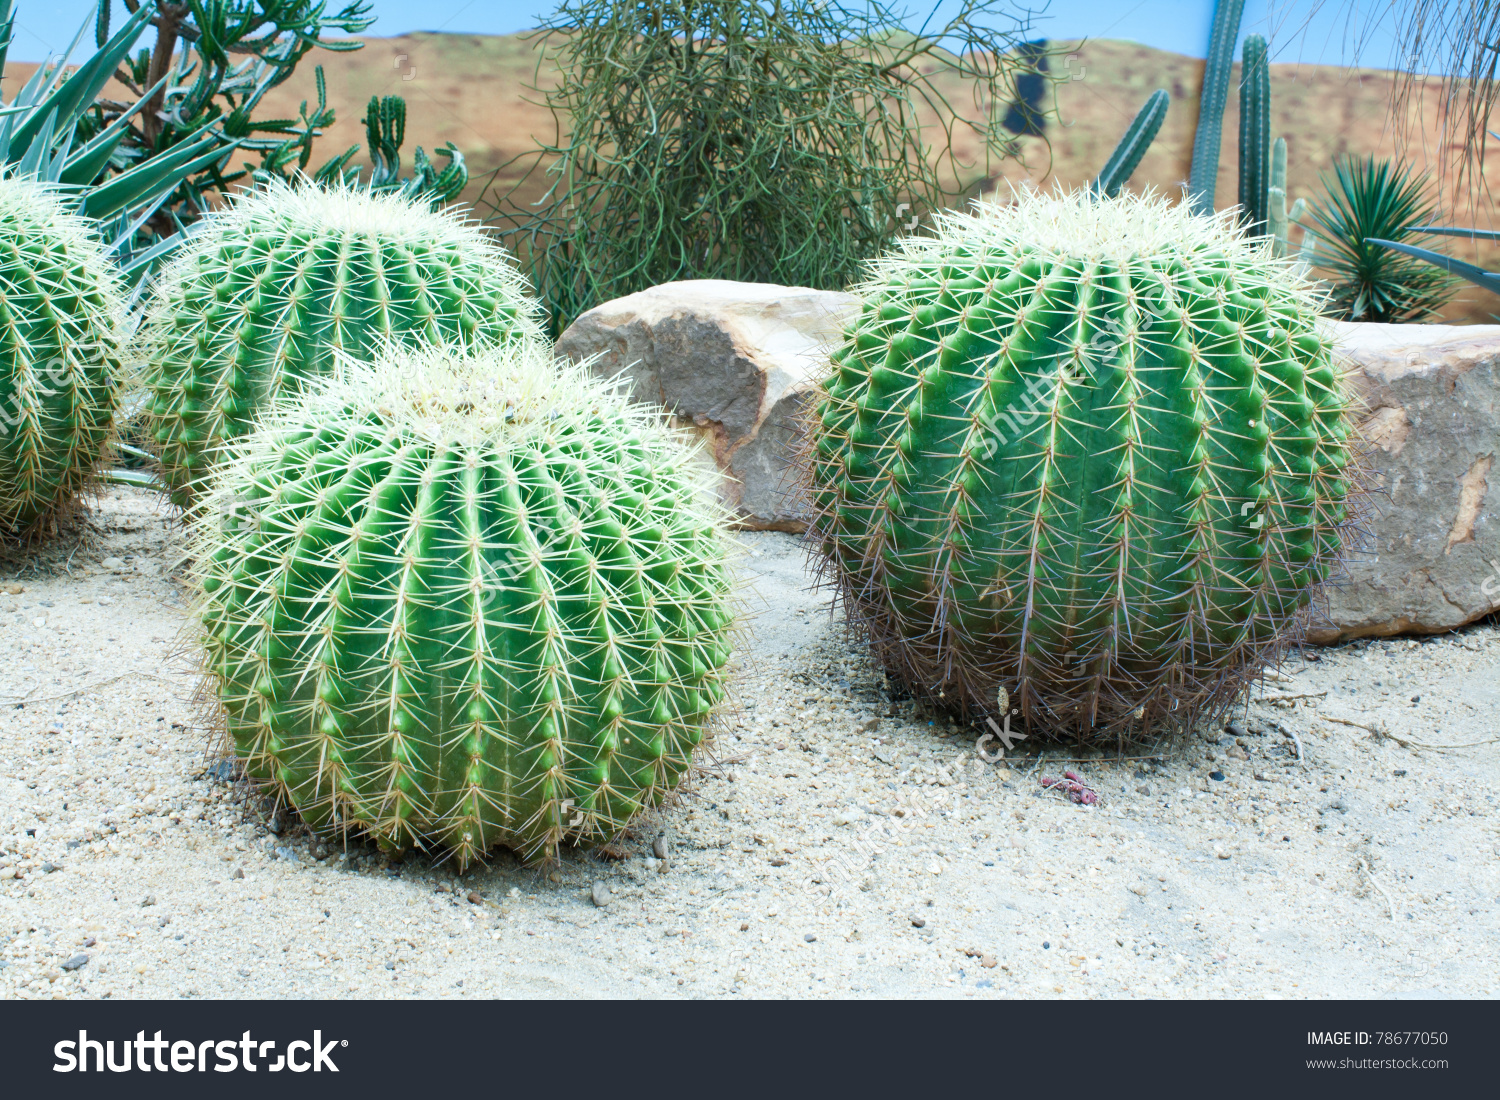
<box><xmin>195</xmin><ymin>343</ymin><xmax>734</xmax><ymax>865</ymax></box>
<box><xmin>0</xmin><ymin>178</ymin><xmax>121</xmax><ymax>536</ymax></box>
<box><xmin>142</xmin><ymin>180</ymin><xmax>541</xmax><ymax>504</ymax></box>
<box><xmin>803</xmin><ymin>189</ymin><xmax>1358</xmax><ymax>742</ymax></box>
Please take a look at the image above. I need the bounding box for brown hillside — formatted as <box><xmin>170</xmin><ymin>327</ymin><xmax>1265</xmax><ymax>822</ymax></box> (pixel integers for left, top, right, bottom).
<box><xmin>6</xmin><ymin>33</ymin><xmax>1496</xmax><ymax>322</ymax></box>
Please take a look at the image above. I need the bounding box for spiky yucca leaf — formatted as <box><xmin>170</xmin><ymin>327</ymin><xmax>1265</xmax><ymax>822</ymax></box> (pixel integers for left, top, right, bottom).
<box><xmin>193</xmin><ymin>340</ymin><xmax>735</xmax><ymax>866</ymax></box>
<box><xmin>0</xmin><ymin>176</ymin><xmax>122</xmax><ymax>536</ymax></box>
<box><xmin>802</xmin><ymin>188</ymin><xmax>1360</xmax><ymax>744</ymax></box>
<box><xmin>141</xmin><ymin>180</ymin><xmax>543</xmax><ymax>504</ymax></box>
<box><xmin>1304</xmin><ymin>156</ymin><xmax>1455</xmax><ymax>322</ymax></box>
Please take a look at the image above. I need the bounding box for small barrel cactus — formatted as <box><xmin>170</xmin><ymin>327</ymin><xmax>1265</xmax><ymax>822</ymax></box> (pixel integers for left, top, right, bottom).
<box><xmin>141</xmin><ymin>180</ymin><xmax>542</xmax><ymax>503</ymax></box>
<box><xmin>194</xmin><ymin>340</ymin><xmax>735</xmax><ymax>866</ymax></box>
<box><xmin>803</xmin><ymin>188</ymin><xmax>1358</xmax><ymax>742</ymax></box>
<box><xmin>0</xmin><ymin>178</ymin><xmax>122</xmax><ymax>536</ymax></box>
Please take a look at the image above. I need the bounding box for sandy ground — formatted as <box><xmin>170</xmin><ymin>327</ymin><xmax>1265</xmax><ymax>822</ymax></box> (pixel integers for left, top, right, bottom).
<box><xmin>0</xmin><ymin>487</ymin><xmax>1496</xmax><ymax>1000</ymax></box>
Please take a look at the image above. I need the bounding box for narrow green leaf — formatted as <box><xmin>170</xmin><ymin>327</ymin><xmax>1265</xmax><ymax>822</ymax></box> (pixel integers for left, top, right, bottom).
<box><xmin>82</xmin><ymin>135</ymin><xmax>238</xmax><ymax>220</ymax></box>
<box><xmin>8</xmin><ymin>3</ymin><xmax>154</xmax><ymax>158</ymax></box>
<box><xmin>1408</xmin><ymin>226</ymin><xmax>1500</xmax><ymax>243</ymax></box>
<box><xmin>1365</xmin><ymin>238</ymin><xmax>1500</xmax><ymax>298</ymax></box>
<box><xmin>98</xmin><ymin>468</ymin><xmax>166</xmax><ymax>491</ymax></box>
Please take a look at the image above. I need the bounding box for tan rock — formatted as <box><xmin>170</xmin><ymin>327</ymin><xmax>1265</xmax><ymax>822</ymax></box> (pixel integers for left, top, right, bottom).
<box><xmin>555</xmin><ymin>280</ymin><xmax>858</xmax><ymax>530</ymax></box>
<box><xmin>1311</xmin><ymin>321</ymin><xmax>1500</xmax><ymax>641</ymax></box>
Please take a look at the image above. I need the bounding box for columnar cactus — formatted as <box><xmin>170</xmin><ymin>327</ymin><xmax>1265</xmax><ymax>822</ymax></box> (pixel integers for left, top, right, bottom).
<box><xmin>141</xmin><ymin>180</ymin><xmax>542</xmax><ymax>503</ymax></box>
<box><xmin>1238</xmin><ymin>34</ymin><xmax>1270</xmax><ymax>234</ymax></box>
<box><xmin>0</xmin><ymin>177</ymin><xmax>122</xmax><ymax>536</ymax></box>
<box><xmin>194</xmin><ymin>341</ymin><xmax>735</xmax><ymax>865</ymax></box>
<box><xmin>802</xmin><ymin>188</ymin><xmax>1358</xmax><ymax>742</ymax></box>
<box><xmin>1187</xmin><ymin>0</ymin><xmax>1246</xmax><ymax>215</ymax></box>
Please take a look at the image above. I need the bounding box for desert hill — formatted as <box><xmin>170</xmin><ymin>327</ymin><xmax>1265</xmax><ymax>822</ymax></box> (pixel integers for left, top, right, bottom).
<box><xmin>5</xmin><ymin>32</ymin><xmax>1495</xmax><ymax>322</ymax></box>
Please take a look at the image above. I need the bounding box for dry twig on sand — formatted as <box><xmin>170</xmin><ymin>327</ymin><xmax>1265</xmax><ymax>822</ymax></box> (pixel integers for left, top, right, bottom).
<box><xmin>1325</xmin><ymin>714</ymin><xmax>1500</xmax><ymax>751</ymax></box>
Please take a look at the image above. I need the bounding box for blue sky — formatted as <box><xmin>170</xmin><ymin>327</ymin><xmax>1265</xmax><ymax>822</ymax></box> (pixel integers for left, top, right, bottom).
<box><xmin>9</xmin><ymin>1</ymin><xmax>1404</xmax><ymax>69</ymax></box>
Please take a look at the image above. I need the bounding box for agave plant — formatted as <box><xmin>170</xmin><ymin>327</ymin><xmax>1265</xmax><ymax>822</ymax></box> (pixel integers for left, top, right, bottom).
<box><xmin>0</xmin><ymin>0</ymin><xmax>239</xmax><ymax>283</ymax></box>
<box><xmin>1301</xmin><ymin>156</ymin><xmax>1455</xmax><ymax>323</ymax></box>
<box><xmin>1</xmin><ymin>1</ymin><xmax>467</xmax><ymax>291</ymax></box>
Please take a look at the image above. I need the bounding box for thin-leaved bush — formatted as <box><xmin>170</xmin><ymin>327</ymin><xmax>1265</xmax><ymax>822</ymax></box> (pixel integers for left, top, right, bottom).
<box><xmin>484</xmin><ymin>0</ymin><xmax>1051</xmax><ymax>336</ymax></box>
<box><xmin>1303</xmin><ymin>155</ymin><xmax>1455</xmax><ymax>323</ymax></box>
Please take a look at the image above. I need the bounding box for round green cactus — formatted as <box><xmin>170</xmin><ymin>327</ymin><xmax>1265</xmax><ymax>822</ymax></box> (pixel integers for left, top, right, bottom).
<box><xmin>141</xmin><ymin>180</ymin><xmax>542</xmax><ymax>503</ymax></box>
<box><xmin>803</xmin><ymin>189</ymin><xmax>1358</xmax><ymax>741</ymax></box>
<box><xmin>194</xmin><ymin>340</ymin><xmax>735</xmax><ymax>866</ymax></box>
<box><xmin>0</xmin><ymin>178</ymin><xmax>122</xmax><ymax>536</ymax></box>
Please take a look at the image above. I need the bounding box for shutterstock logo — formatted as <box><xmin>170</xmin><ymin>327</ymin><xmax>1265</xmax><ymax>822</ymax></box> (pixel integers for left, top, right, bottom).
<box><xmin>54</xmin><ymin>1030</ymin><xmax>344</xmax><ymax>1073</ymax></box>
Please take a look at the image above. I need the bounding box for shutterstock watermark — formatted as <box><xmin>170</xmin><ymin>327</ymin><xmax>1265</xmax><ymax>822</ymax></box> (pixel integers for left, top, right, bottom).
<box><xmin>1481</xmin><ymin>559</ymin><xmax>1500</xmax><ymax>601</ymax></box>
<box><xmin>218</xmin><ymin>492</ymin><xmax>569</xmax><ymax>612</ymax></box>
<box><xmin>0</xmin><ymin>358</ymin><xmax>78</xmax><ymax>433</ymax></box>
<box><xmin>810</xmin><ymin>686</ymin><xmax>1029</xmax><ymax>888</ymax></box>
<box><xmin>54</xmin><ymin>1030</ymin><xmax>344</xmax><ymax>1073</ymax></box>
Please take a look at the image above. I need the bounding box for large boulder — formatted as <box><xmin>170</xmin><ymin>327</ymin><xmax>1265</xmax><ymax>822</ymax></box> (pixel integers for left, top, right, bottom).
<box><xmin>1311</xmin><ymin>321</ymin><xmax>1500</xmax><ymax>642</ymax></box>
<box><xmin>556</xmin><ymin>280</ymin><xmax>858</xmax><ymax>530</ymax></box>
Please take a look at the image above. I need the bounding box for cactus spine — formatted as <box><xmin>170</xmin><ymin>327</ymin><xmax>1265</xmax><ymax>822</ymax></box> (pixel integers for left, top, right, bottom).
<box><xmin>194</xmin><ymin>341</ymin><xmax>735</xmax><ymax>866</ymax></box>
<box><xmin>802</xmin><ymin>188</ymin><xmax>1358</xmax><ymax>742</ymax></box>
<box><xmin>141</xmin><ymin>181</ymin><xmax>542</xmax><ymax>504</ymax></box>
<box><xmin>1238</xmin><ymin>34</ymin><xmax>1270</xmax><ymax>234</ymax></box>
<box><xmin>1187</xmin><ymin>0</ymin><xmax>1246</xmax><ymax>215</ymax></box>
<box><xmin>1093</xmin><ymin>90</ymin><xmax>1170</xmax><ymax>199</ymax></box>
<box><xmin>0</xmin><ymin>177</ymin><xmax>121</xmax><ymax>536</ymax></box>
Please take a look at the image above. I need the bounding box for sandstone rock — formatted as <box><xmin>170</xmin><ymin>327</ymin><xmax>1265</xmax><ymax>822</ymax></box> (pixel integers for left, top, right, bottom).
<box><xmin>555</xmin><ymin>280</ymin><xmax>859</xmax><ymax>530</ymax></box>
<box><xmin>1310</xmin><ymin>321</ymin><xmax>1500</xmax><ymax>641</ymax></box>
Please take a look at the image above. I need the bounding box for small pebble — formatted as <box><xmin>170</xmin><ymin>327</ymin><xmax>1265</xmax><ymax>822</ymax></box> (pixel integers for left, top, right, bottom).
<box><xmin>910</xmin><ymin>917</ymin><xmax>926</xmax><ymax>928</ymax></box>
<box><xmin>1209</xmin><ymin>771</ymin><xmax>1225</xmax><ymax>781</ymax></box>
<box><xmin>804</xmin><ymin>933</ymin><xmax>816</xmax><ymax>943</ymax></box>
<box><xmin>467</xmin><ymin>891</ymin><xmax>483</xmax><ymax>905</ymax></box>
<box><xmin>652</xmin><ymin>835</ymin><xmax>669</xmax><ymax>860</ymax></box>
<box><xmin>62</xmin><ymin>953</ymin><xmax>88</xmax><ymax>971</ymax></box>
<box><xmin>590</xmin><ymin>881</ymin><xmax>611</xmax><ymax>908</ymax></box>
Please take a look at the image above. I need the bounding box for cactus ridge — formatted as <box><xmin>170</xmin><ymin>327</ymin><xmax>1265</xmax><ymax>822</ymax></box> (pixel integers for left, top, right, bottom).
<box><xmin>193</xmin><ymin>340</ymin><xmax>736</xmax><ymax>866</ymax></box>
<box><xmin>801</xmin><ymin>188</ymin><xmax>1360</xmax><ymax>743</ymax></box>
<box><xmin>0</xmin><ymin>177</ymin><xmax>123</xmax><ymax>536</ymax></box>
<box><xmin>142</xmin><ymin>179</ymin><xmax>543</xmax><ymax>504</ymax></box>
